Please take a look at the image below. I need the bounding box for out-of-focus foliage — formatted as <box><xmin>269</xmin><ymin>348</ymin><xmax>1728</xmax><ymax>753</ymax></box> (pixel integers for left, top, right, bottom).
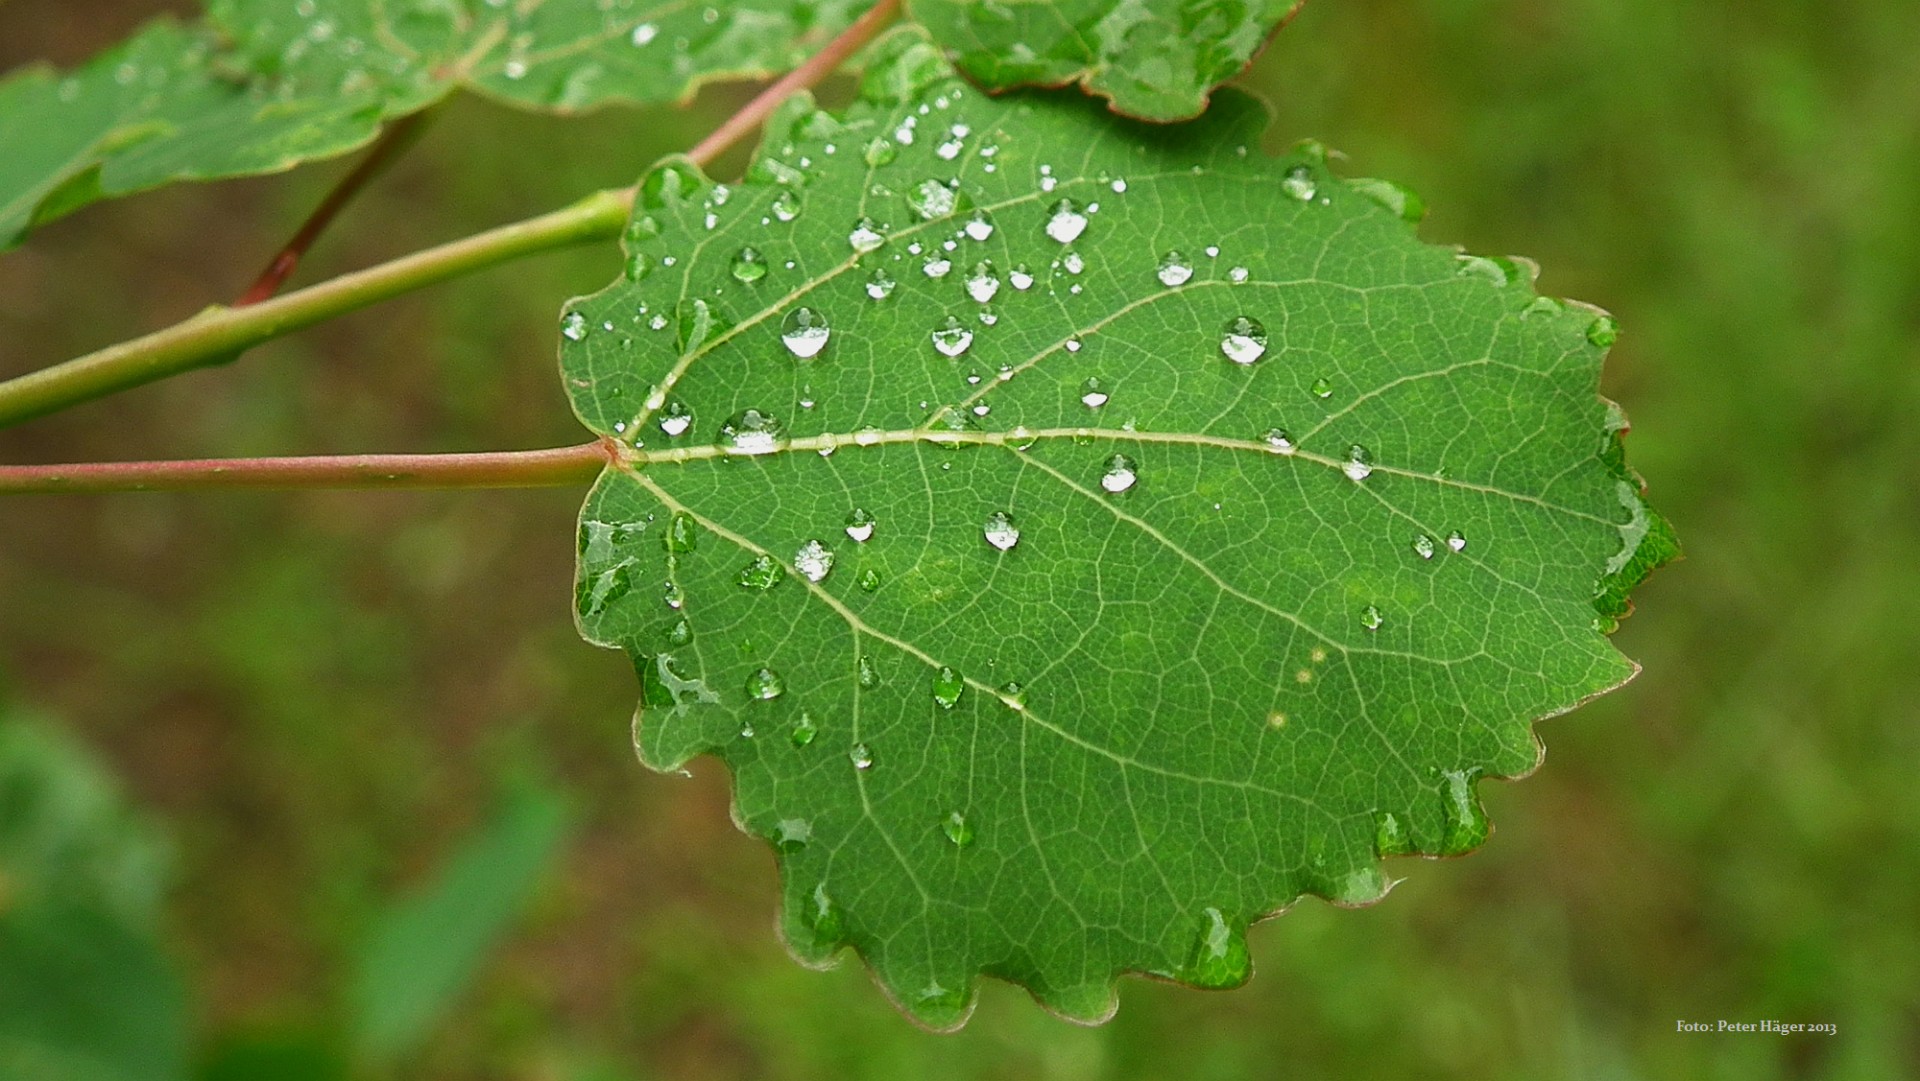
<box><xmin>0</xmin><ymin>0</ymin><xmax>1915</xmax><ymax>1077</ymax></box>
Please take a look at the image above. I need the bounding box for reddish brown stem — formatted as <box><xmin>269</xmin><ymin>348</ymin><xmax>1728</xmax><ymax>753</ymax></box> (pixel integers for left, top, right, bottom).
<box><xmin>0</xmin><ymin>439</ymin><xmax>618</xmax><ymax>494</ymax></box>
<box><xmin>235</xmin><ymin>110</ymin><xmax>436</xmax><ymax>307</ymax></box>
<box><xmin>685</xmin><ymin>0</ymin><xmax>902</xmax><ymax>168</ymax></box>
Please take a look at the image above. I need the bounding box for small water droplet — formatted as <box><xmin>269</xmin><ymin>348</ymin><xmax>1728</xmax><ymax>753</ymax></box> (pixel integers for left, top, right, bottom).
<box><xmin>1100</xmin><ymin>453</ymin><xmax>1138</xmax><ymax>494</ymax></box>
<box><xmin>930</xmin><ymin>316</ymin><xmax>974</xmax><ymax>356</ymax></box>
<box><xmin>624</xmin><ymin>249</ymin><xmax>652</xmax><ymax>281</ymax></box>
<box><xmin>1065</xmin><ymin>337</ymin><xmax>1082</xmax><ymax>353</ymax></box>
<box><xmin>982</xmin><ymin>511</ymin><xmax>1020</xmax><ymax>551</ymax></box>
<box><xmin>922</xmin><ymin>253</ymin><xmax>953</xmax><ymax>278</ymax></box>
<box><xmin>662</xmin><ymin>581</ymin><xmax>684</xmax><ymax>609</ymax></box>
<box><xmin>658</xmin><ymin>401</ymin><xmax>694</xmax><ymax>437</ymax></box>
<box><xmin>1412</xmin><ymin>534</ymin><xmax>1436</xmax><ymax>560</ymax></box>
<box><xmin>1008</xmin><ymin>264</ymin><xmax>1035</xmax><ymax>290</ymax></box>
<box><xmin>1361</xmin><ymin>604</ymin><xmax>1384</xmax><ymax>630</ymax></box>
<box><xmin>730</xmin><ymin>246</ymin><xmax>768</xmax><ymax>283</ymax></box>
<box><xmin>1586</xmin><ymin>315</ymin><xmax>1620</xmax><ymax>348</ymax></box>
<box><xmin>1228</xmin><ymin>266</ymin><xmax>1249</xmax><ymax>283</ymax></box>
<box><xmin>857</xmin><ymin>568</ymin><xmax>881</xmax><ymax>592</ymax></box>
<box><xmin>932</xmin><ymin>665</ymin><xmax>964</xmax><ymax>709</ymax></box>
<box><xmin>1263</xmin><ymin>428</ymin><xmax>1295</xmax><ymax>454</ymax></box>
<box><xmin>963</xmin><ymin>210</ymin><xmax>995</xmax><ymax>241</ymax></box>
<box><xmin>770</xmin><ymin>188</ymin><xmax>801</xmax><ymax>222</ymax></box>
<box><xmin>1157</xmin><ymin>251</ymin><xmax>1194</xmax><ymax>287</ymax></box>
<box><xmin>746</xmin><ymin>667</ymin><xmax>785</xmax><ymax>700</ymax></box>
<box><xmin>942</xmin><ymin>810</ymin><xmax>975</xmax><ymax>847</ymax></box>
<box><xmin>848</xmin><ymin>216</ymin><xmax>886</xmax><ymax>253</ymax></box>
<box><xmin>844</xmin><ymin>508</ymin><xmax>875</xmax><ymax>543</ymax></box>
<box><xmin>664</xmin><ymin>512</ymin><xmax>698</xmax><ymax>553</ymax></box>
<box><xmin>908</xmin><ymin>177</ymin><xmax>958</xmax><ymax>220</ymax></box>
<box><xmin>738</xmin><ymin>554</ymin><xmax>785</xmax><ymax>590</ymax></box>
<box><xmin>629</xmin><ymin>22</ymin><xmax>659</xmax><ymax>46</ymax></box>
<box><xmin>863</xmin><ymin>136</ymin><xmax>897</xmax><ymax>166</ymax></box>
<box><xmin>793</xmin><ymin>539</ymin><xmax>835</xmax><ymax>583</ymax></box>
<box><xmin>865</xmin><ymin>268</ymin><xmax>897</xmax><ymax>300</ymax></box>
<box><xmin>1081</xmin><ymin>377</ymin><xmax>1109</xmax><ymax>409</ymax></box>
<box><xmin>791</xmin><ymin>712</ymin><xmax>818</xmax><ymax>747</ymax></box>
<box><xmin>964</xmin><ymin>260</ymin><xmax>1000</xmax><ymax>303</ymax></box>
<box><xmin>1110</xmin><ymin>177</ymin><xmax>1128</xmax><ymax>193</ymax></box>
<box><xmin>1454</xmin><ymin>254</ymin><xmax>1513</xmax><ymax>286</ymax></box>
<box><xmin>1281</xmin><ymin>165</ymin><xmax>1318</xmax><ymax>202</ymax></box>
<box><xmin>561</xmin><ymin>310</ymin><xmax>589</xmax><ymax>341</ymax></box>
<box><xmin>1343</xmin><ymin>444</ymin><xmax>1374</xmax><ymax>481</ymax></box>
<box><xmin>857</xmin><ymin>654</ymin><xmax>880</xmax><ymax>689</ymax></box>
<box><xmin>779</xmin><ymin>307</ymin><xmax>830</xmax><ymax>359</ymax></box>
<box><xmin>1311</xmin><ymin>377</ymin><xmax>1334</xmax><ymax>400</ymax></box>
<box><xmin>849</xmin><ymin>743</ymin><xmax>874</xmax><ymax>770</ymax></box>
<box><xmin>719</xmin><ymin>409</ymin><xmax>785</xmax><ymax>455</ymax></box>
<box><xmin>1446</xmin><ymin>531</ymin><xmax>1467</xmax><ymax>552</ymax></box>
<box><xmin>666</xmin><ymin>618</ymin><xmax>693</xmax><ymax>646</ymax></box>
<box><xmin>1044</xmin><ymin>198</ymin><xmax>1088</xmax><ymax>244</ymax></box>
<box><xmin>1219</xmin><ymin>316</ymin><xmax>1268</xmax><ymax>365</ymax></box>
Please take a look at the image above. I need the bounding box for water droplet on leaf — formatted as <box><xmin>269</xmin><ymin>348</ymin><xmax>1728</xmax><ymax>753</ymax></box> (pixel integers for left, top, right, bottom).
<box><xmin>779</xmin><ymin>307</ymin><xmax>830</xmax><ymax>359</ymax></box>
<box><xmin>793</xmin><ymin>539</ymin><xmax>834</xmax><ymax>582</ymax></box>
<box><xmin>1100</xmin><ymin>454</ymin><xmax>1138</xmax><ymax>493</ymax></box>
<box><xmin>1157</xmin><ymin>251</ymin><xmax>1193</xmax><ymax>287</ymax></box>
<box><xmin>1044</xmin><ymin>198</ymin><xmax>1088</xmax><ymax>244</ymax></box>
<box><xmin>746</xmin><ymin>667</ymin><xmax>785</xmax><ymax>700</ymax></box>
<box><xmin>982</xmin><ymin>511</ymin><xmax>1020</xmax><ymax>551</ymax></box>
<box><xmin>1220</xmin><ymin>316</ymin><xmax>1268</xmax><ymax>365</ymax></box>
<box><xmin>930</xmin><ymin>316</ymin><xmax>974</xmax><ymax>357</ymax></box>
<box><xmin>719</xmin><ymin>409</ymin><xmax>785</xmax><ymax>455</ymax></box>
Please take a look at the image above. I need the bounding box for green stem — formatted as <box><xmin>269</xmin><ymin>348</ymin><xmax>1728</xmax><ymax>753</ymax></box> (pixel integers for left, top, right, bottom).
<box><xmin>0</xmin><ymin>187</ymin><xmax>633</xmax><ymax>429</ymax></box>
<box><xmin>0</xmin><ymin>439</ymin><xmax>618</xmax><ymax>494</ymax></box>
<box><xmin>0</xmin><ymin>0</ymin><xmax>904</xmax><ymax>432</ymax></box>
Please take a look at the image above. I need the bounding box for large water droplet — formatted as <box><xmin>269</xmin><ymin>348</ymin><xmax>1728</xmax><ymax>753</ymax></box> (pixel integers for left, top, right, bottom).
<box><xmin>779</xmin><ymin>307</ymin><xmax>830</xmax><ymax>359</ymax></box>
<box><xmin>1044</xmin><ymin>198</ymin><xmax>1088</xmax><ymax>244</ymax></box>
<box><xmin>773</xmin><ymin>818</ymin><xmax>810</xmax><ymax>852</ymax></box>
<box><xmin>1349</xmin><ymin>177</ymin><xmax>1426</xmax><ymax>223</ymax></box>
<box><xmin>1343</xmin><ymin>444</ymin><xmax>1374</xmax><ymax>481</ymax></box>
<box><xmin>908</xmin><ymin>178</ymin><xmax>958</xmax><ymax>220</ymax></box>
<box><xmin>942</xmin><ymin>810</ymin><xmax>974</xmax><ymax>847</ymax></box>
<box><xmin>922</xmin><ymin>253</ymin><xmax>952</xmax><ymax>278</ymax></box>
<box><xmin>658</xmin><ymin>400</ymin><xmax>694</xmax><ymax>437</ymax></box>
<box><xmin>746</xmin><ymin>667</ymin><xmax>785</xmax><ymax>700</ymax></box>
<box><xmin>865</xmin><ymin>268</ymin><xmax>897</xmax><ymax>300</ymax></box>
<box><xmin>1100</xmin><ymin>453</ymin><xmax>1138</xmax><ymax>494</ymax></box>
<box><xmin>1008</xmin><ymin>264</ymin><xmax>1035</xmax><ymax>291</ymax></box>
<box><xmin>982</xmin><ymin>511</ymin><xmax>1020</xmax><ymax>551</ymax></box>
<box><xmin>719</xmin><ymin>409</ymin><xmax>785</xmax><ymax>455</ymax></box>
<box><xmin>1220</xmin><ymin>316</ymin><xmax>1268</xmax><ymax>365</ymax></box>
<box><xmin>1157</xmin><ymin>250</ymin><xmax>1194</xmax><ymax>287</ymax></box>
<box><xmin>770</xmin><ymin>188</ymin><xmax>801</xmax><ymax>222</ymax></box>
<box><xmin>1438</xmin><ymin>769</ymin><xmax>1489</xmax><ymax>854</ymax></box>
<box><xmin>737</xmin><ymin>554</ymin><xmax>785</xmax><ymax>590</ymax></box>
<box><xmin>963</xmin><ymin>210</ymin><xmax>995</xmax><ymax>241</ymax></box>
<box><xmin>1183</xmin><ymin>906</ymin><xmax>1250</xmax><ymax>989</ymax></box>
<box><xmin>1374</xmin><ymin>810</ymin><xmax>1413</xmax><ymax>855</ymax></box>
<box><xmin>964</xmin><ymin>260</ymin><xmax>1000</xmax><ymax>303</ymax></box>
<box><xmin>730</xmin><ymin>246</ymin><xmax>768</xmax><ymax>283</ymax></box>
<box><xmin>930</xmin><ymin>316</ymin><xmax>974</xmax><ymax>357</ymax></box>
<box><xmin>932</xmin><ymin>665</ymin><xmax>963</xmax><ymax>709</ymax></box>
<box><xmin>849</xmin><ymin>743</ymin><xmax>874</xmax><ymax>770</ymax></box>
<box><xmin>1447</xmin><ymin>531</ymin><xmax>1467</xmax><ymax>552</ymax></box>
<box><xmin>793</xmin><ymin>539</ymin><xmax>835</xmax><ymax>583</ymax></box>
<box><xmin>561</xmin><ymin>310</ymin><xmax>589</xmax><ymax>341</ymax></box>
<box><xmin>848</xmin><ymin>216</ymin><xmax>886</xmax><ymax>253</ymax></box>
<box><xmin>1281</xmin><ymin>165</ymin><xmax>1318</xmax><ymax>202</ymax></box>
<box><xmin>844</xmin><ymin>507</ymin><xmax>875</xmax><ymax>543</ymax></box>
<box><xmin>664</xmin><ymin>512</ymin><xmax>698</xmax><ymax>553</ymax></box>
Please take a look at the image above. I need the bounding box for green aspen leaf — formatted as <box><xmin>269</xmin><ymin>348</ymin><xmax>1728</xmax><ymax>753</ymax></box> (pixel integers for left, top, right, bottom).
<box><xmin>907</xmin><ymin>0</ymin><xmax>1308</xmax><ymax>121</ymax></box>
<box><xmin>560</xmin><ymin>32</ymin><xmax>1669</xmax><ymax>1027</ymax></box>
<box><xmin>0</xmin><ymin>0</ymin><xmax>869</xmax><ymax>249</ymax></box>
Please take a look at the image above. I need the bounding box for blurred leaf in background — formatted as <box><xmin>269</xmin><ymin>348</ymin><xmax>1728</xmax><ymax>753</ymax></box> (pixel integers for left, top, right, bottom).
<box><xmin>0</xmin><ymin>704</ymin><xmax>189</xmax><ymax>1081</ymax></box>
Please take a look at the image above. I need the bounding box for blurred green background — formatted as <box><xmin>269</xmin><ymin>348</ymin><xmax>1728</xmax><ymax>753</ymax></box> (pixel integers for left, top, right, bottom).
<box><xmin>2</xmin><ymin>0</ymin><xmax>1917</xmax><ymax>1077</ymax></box>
